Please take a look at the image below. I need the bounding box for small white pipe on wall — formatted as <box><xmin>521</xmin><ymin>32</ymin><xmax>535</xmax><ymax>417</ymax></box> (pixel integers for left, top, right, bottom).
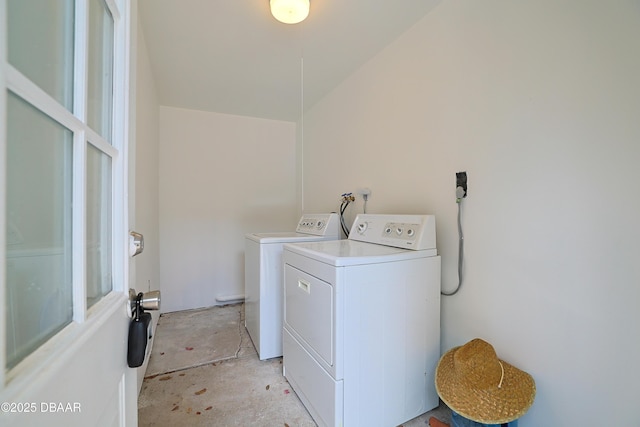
<box><xmin>216</xmin><ymin>295</ymin><xmax>245</xmax><ymax>303</ymax></box>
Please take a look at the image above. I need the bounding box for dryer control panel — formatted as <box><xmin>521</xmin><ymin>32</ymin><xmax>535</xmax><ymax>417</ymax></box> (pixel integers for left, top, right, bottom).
<box><xmin>295</xmin><ymin>213</ymin><xmax>341</xmax><ymax>237</ymax></box>
<box><xmin>349</xmin><ymin>214</ymin><xmax>436</xmax><ymax>250</ymax></box>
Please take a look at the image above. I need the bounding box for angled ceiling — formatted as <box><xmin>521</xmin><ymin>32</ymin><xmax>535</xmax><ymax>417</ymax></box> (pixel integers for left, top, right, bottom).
<box><xmin>138</xmin><ymin>0</ymin><xmax>441</xmax><ymax>122</ymax></box>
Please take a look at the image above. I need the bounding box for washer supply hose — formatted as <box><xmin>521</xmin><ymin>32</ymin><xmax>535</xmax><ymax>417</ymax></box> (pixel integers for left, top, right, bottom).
<box><xmin>442</xmin><ymin>191</ymin><xmax>464</xmax><ymax>296</ymax></box>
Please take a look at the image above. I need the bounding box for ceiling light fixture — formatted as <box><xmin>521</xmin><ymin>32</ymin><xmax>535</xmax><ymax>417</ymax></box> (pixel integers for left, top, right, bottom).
<box><xmin>270</xmin><ymin>0</ymin><xmax>310</xmax><ymax>24</ymax></box>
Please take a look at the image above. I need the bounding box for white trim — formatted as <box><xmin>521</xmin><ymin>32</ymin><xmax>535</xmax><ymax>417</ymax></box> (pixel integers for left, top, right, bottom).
<box><xmin>3</xmin><ymin>71</ymin><xmax>123</xmax><ymax>176</ymax></box>
<box><xmin>111</xmin><ymin>0</ymin><xmax>130</xmax><ymax>295</ymax></box>
<box><xmin>118</xmin><ymin>373</ymin><xmax>127</xmax><ymax>427</ymax></box>
<box><xmin>87</xmin><ymin>129</ymin><xmax>119</xmax><ymax>158</ymax></box>
<box><xmin>73</xmin><ymin>129</ymin><xmax>88</xmax><ymax>323</ymax></box>
<box><xmin>74</xmin><ymin>0</ymin><xmax>88</xmax><ymax>123</ymax></box>
<box><xmin>0</xmin><ymin>0</ymin><xmax>8</xmax><ymax>389</ymax></box>
<box><xmin>6</xmin><ymin>66</ymin><xmax>118</xmax><ymax>162</ymax></box>
<box><xmin>6</xmin><ymin>247</ymin><xmax>65</xmax><ymax>258</ymax></box>
<box><xmin>6</xmin><ymin>65</ymin><xmax>84</xmax><ymax>133</ymax></box>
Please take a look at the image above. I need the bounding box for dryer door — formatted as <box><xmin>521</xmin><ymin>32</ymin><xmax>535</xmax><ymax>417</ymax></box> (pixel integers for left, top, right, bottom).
<box><xmin>284</xmin><ymin>264</ymin><xmax>334</xmax><ymax>367</ymax></box>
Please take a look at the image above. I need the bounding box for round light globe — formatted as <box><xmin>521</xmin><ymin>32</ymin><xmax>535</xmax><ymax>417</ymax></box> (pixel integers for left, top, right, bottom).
<box><xmin>270</xmin><ymin>0</ymin><xmax>310</xmax><ymax>24</ymax></box>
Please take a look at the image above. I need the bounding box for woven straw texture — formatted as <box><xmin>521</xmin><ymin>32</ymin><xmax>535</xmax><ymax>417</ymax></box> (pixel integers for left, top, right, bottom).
<box><xmin>435</xmin><ymin>339</ymin><xmax>536</xmax><ymax>424</ymax></box>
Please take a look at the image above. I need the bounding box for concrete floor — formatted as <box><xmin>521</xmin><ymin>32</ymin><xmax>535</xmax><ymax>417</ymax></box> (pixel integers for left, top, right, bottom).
<box><xmin>138</xmin><ymin>303</ymin><xmax>452</xmax><ymax>427</ymax></box>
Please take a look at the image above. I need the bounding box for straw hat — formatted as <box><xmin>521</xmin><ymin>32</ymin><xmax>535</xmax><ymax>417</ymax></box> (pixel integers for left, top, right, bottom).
<box><xmin>435</xmin><ymin>338</ymin><xmax>536</xmax><ymax>424</ymax></box>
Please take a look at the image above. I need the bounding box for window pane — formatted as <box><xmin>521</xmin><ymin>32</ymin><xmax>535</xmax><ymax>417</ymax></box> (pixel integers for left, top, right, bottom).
<box><xmin>5</xmin><ymin>92</ymin><xmax>73</xmax><ymax>369</ymax></box>
<box><xmin>86</xmin><ymin>145</ymin><xmax>113</xmax><ymax>308</ymax></box>
<box><xmin>87</xmin><ymin>0</ymin><xmax>114</xmax><ymax>142</ymax></box>
<box><xmin>7</xmin><ymin>0</ymin><xmax>75</xmax><ymax>110</ymax></box>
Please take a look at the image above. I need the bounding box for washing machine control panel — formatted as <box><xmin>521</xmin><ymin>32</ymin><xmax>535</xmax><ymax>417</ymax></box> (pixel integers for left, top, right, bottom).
<box><xmin>296</xmin><ymin>213</ymin><xmax>341</xmax><ymax>237</ymax></box>
<box><xmin>349</xmin><ymin>214</ymin><xmax>436</xmax><ymax>250</ymax></box>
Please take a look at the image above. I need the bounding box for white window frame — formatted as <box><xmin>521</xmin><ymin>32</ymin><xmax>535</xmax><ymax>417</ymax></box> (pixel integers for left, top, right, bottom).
<box><xmin>0</xmin><ymin>0</ymin><xmax>131</xmax><ymax>391</ymax></box>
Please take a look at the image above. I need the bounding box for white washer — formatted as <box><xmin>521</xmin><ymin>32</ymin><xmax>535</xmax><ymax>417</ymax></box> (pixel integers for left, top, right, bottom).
<box><xmin>282</xmin><ymin>214</ymin><xmax>441</xmax><ymax>427</ymax></box>
<box><xmin>245</xmin><ymin>213</ymin><xmax>340</xmax><ymax>360</ymax></box>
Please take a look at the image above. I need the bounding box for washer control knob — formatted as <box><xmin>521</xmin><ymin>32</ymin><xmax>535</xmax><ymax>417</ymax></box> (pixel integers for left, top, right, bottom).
<box><xmin>407</xmin><ymin>229</ymin><xmax>415</xmax><ymax>237</ymax></box>
<box><xmin>385</xmin><ymin>227</ymin><xmax>392</xmax><ymax>234</ymax></box>
<box><xmin>357</xmin><ymin>222</ymin><xmax>368</xmax><ymax>234</ymax></box>
<box><xmin>396</xmin><ymin>227</ymin><xmax>403</xmax><ymax>235</ymax></box>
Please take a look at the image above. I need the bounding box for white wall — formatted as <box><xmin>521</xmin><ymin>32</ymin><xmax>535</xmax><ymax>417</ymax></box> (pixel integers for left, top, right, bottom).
<box><xmin>131</xmin><ymin>12</ymin><xmax>161</xmax><ymax>392</ymax></box>
<box><xmin>301</xmin><ymin>1</ymin><xmax>640</xmax><ymax>425</ymax></box>
<box><xmin>159</xmin><ymin>107</ymin><xmax>297</xmax><ymax>313</ymax></box>
<box><xmin>133</xmin><ymin>17</ymin><xmax>160</xmax><ymax>298</ymax></box>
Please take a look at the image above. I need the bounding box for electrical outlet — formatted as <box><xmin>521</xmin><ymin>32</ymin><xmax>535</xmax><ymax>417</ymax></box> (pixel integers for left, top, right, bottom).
<box><xmin>456</xmin><ymin>172</ymin><xmax>467</xmax><ymax>198</ymax></box>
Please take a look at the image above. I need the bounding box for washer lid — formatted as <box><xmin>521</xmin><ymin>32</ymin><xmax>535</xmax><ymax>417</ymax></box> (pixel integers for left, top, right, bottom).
<box><xmin>284</xmin><ymin>239</ymin><xmax>437</xmax><ymax>267</ymax></box>
<box><xmin>246</xmin><ymin>232</ymin><xmax>339</xmax><ymax>244</ymax></box>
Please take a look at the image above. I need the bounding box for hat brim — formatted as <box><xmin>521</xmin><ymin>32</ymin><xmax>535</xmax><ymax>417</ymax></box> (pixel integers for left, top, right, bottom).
<box><xmin>435</xmin><ymin>346</ymin><xmax>536</xmax><ymax>424</ymax></box>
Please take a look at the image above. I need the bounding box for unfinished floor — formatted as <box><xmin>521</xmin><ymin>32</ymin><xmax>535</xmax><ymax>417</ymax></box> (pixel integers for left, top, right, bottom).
<box><xmin>138</xmin><ymin>304</ymin><xmax>452</xmax><ymax>426</ymax></box>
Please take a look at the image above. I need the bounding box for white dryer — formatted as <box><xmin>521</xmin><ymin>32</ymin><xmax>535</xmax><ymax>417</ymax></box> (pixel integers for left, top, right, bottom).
<box><xmin>282</xmin><ymin>214</ymin><xmax>441</xmax><ymax>427</ymax></box>
<box><xmin>245</xmin><ymin>213</ymin><xmax>340</xmax><ymax>360</ymax></box>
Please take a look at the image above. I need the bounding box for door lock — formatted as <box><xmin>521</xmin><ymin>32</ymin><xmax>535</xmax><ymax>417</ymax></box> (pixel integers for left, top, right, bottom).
<box><xmin>127</xmin><ymin>288</ymin><xmax>160</xmax><ymax>368</ymax></box>
<box><xmin>128</xmin><ymin>288</ymin><xmax>161</xmax><ymax>315</ymax></box>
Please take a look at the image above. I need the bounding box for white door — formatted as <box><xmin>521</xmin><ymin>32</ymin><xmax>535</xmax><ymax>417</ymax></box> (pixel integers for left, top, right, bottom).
<box><xmin>0</xmin><ymin>1</ymin><xmax>137</xmax><ymax>426</ymax></box>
